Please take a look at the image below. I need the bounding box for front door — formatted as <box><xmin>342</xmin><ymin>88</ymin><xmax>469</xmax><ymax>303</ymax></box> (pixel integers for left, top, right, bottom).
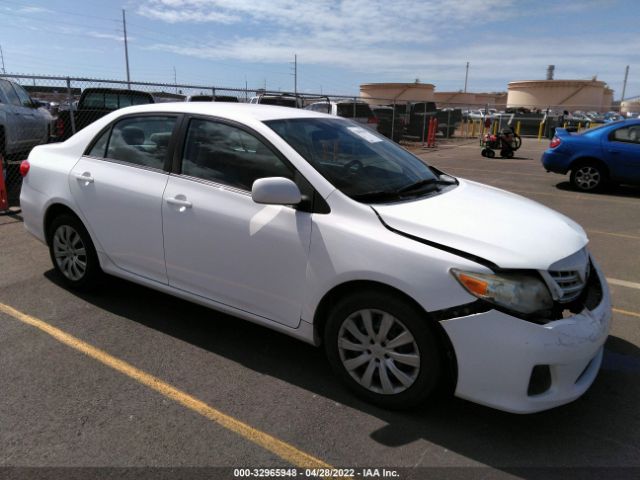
<box><xmin>162</xmin><ymin>118</ymin><xmax>312</xmax><ymax>327</ymax></box>
<box><xmin>69</xmin><ymin>114</ymin><xmax>179</xmax><ymax>284</ymax></box>
<box><xmin>606</xmin><ymin>125</ymin><xmax>640</xmax><ymax>183</ymax></box>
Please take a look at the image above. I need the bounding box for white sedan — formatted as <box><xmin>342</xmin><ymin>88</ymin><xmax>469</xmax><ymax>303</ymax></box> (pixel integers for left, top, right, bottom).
<box><xmin>20</xmin><ymin>103</ymin><xmax>611</xmax><ymax>413</ymax></box>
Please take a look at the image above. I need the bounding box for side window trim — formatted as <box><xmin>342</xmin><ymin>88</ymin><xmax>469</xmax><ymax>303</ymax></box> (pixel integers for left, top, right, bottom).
<box><xmin>82</xmin><ymin>112</ymin><xmax>183</xmax><ymax>173</ymax></box>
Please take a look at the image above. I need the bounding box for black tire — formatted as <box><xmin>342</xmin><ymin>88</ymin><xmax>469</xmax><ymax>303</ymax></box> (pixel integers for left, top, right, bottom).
<box><xmin>486</xmin><ymin>149</ymin><xmax>495</xmax><ymax>158</ymax></box>
<box><xmin>513</xmin><ymin>134</ymin><xmax>522</xmax><ymax>150</ymax></box>
<box><xmin>570</xmin><ymin>161</ymin><xmax>606</xmax><ymax>192</ymax></box>
<box><xmin>481</xmin><ymin>149</ymin><xmax>487</xmax><ymax>157</ymax></box>
<box><xmin>324</xmin><ymin>291</ymin><xmax>442</xmax><ymax>410</ymax></box>
<box><xmin>47</xmin><ymin>213</ymin><xmax>102</xmax><ymax>291</ymax></box>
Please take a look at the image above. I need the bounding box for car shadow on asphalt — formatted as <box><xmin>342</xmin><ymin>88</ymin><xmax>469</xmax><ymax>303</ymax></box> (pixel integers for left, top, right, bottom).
<box><xmin>45</xmin><ymin>270</ymin><xmax>640</xmax><ymax>475</ymax></box>
<box><xmin>556</xmin><ymin>181</ymin><xmax>640</xmax><ymax>199</ymax></box>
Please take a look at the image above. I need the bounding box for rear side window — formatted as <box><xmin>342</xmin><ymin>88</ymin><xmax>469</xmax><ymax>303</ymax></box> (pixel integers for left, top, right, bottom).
<box><xmin>181</xmin><ymin>118</ymin><xmax>293</xmax><ymax>191</ymax></box>
<box><xmin>337</xmin><ymin>103</ymin><xmax>373</xmax><ymax>118</ymax></box>
<box><xmin>611</xmin><ymin>126</ymin><xmax>640</xmax><ymax>144</ymax></box>
<box><xmin>104</xmin><ymin>116</ymin><xmax>177</xmax><ymax>170</ymax></box>
<box><xmin>87</xmin><ymin>129</ymin><xmax>110</xmax><ymax>158</ymax></box>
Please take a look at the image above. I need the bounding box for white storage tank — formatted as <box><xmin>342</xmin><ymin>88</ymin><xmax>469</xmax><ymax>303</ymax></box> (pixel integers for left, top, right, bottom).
<box><xmin>507</xmin><ymin>80</ymin><xmax>608</xmax><ymax>112</ymax></box>
<box><xmin>360</xmin><ymin>82</ymin><xmax>435</xmax><ymax>105</ymax></box>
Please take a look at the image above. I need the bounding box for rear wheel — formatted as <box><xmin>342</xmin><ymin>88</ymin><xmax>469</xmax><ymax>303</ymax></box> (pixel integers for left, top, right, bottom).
<box><xmin>570</xmin><ymin>162</ymin><xmax>606</xmax><ymax>192</ymax></box>
<box><xmin>486</xmin><ymin>149</ymin><xmax>495</xmax><ymax>158</ymax></box>
<box><xmin>48</xmin><ymin>214</ymin><xmax>102</xmax><ymax>290</ymax></box>
<box><xmin>324</xmin><ymin>291</ymin><xmax>442</xmax><ymax>409</ymax></box>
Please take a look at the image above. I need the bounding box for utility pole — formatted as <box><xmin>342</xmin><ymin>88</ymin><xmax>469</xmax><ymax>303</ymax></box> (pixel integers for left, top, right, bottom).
<box><xmin>464</xmin><ymin>61</ymin><xmax>469</xmax><ymax>93</ymax></box>
<box><xmin>173</xmin><ymin>66</ymin><xmax>177</xmax><ymax>94</ymax></box>
<box><xmin>621</xmin><ymin>65</ymin><xmax>629</xmax><ymax>102</ymax></box>
<box><xmin>0</xmin><ymin>44</ymin><xmax>5</xmax><ymax>74</ymax></box>
<box><xmin>294</xmin><ymin>54</ymin><xmax>297</xmax><ymax>97</ymax></box>
<box><xmin>122</xmin><ymin>9</ymin><xmax>131</xmax><ymax>89</ymax></box>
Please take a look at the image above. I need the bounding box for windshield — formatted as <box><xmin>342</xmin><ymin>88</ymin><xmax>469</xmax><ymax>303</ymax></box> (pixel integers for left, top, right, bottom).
<box><xmin>265</xmin><ymin>118</ymin><xmax>451</xmax><ymax>202</ymax></box>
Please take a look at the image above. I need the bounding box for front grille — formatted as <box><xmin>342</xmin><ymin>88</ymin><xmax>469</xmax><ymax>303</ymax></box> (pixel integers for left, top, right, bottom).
<box><xmin>541</xmin><ymin>248</ymin><xmax>590</xmax><ymax>304</ymax></box>
<box><xmin>549</xmin><ymin>269</ymin><xmax>587</xmax><ymax>302</ymax></box>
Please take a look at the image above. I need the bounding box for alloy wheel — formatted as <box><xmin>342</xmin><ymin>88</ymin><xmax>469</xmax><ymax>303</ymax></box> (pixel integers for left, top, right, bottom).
<box><xmin>52</xmin><ymin>225</ymin><xmax>87</xmax><ymax>281</ymax></box>
<box><xmin>574</xmin><ymin>166</ymin><xmax>601</xmax><ymax>191</ymax></box>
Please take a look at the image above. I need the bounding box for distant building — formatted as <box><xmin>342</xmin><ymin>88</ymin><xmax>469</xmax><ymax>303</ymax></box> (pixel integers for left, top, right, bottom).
<box><xmin>620</xmin><ymin>96</ymin><xmax>640</xmax><ymax>115</ymax></box>
<box><xmin>434</xmin><ymin>91</ymin><xmax>507</xmax><ymax>110</ymax></box>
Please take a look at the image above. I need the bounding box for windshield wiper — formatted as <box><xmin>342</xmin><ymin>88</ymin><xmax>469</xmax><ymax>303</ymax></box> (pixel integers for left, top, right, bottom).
<box><xmin>351</xmin><ymin>175</ymin><xmax>457</xmax><ymax>203</ymax></box>
<box><xmin>395</xmin><ymin>176</ymin><xmax>457</xmax><ymax>194</ymax></box>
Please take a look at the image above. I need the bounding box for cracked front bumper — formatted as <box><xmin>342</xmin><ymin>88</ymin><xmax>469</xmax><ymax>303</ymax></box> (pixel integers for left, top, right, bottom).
<box><xmin>441</xmin><ymin>262</ymin><xmax>611</xmax><ymax>414</ymax></box>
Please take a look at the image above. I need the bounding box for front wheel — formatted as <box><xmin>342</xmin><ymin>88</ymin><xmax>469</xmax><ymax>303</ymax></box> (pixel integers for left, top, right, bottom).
<box><xmin>48</xmin><ymin>214</ymin><xmax>102</xmax><ymax>290</ymax></box>
<box><xmin>324</xmin><ymin>292</ymin><xmax>442</xmax><ymax>409</ymax></box>
<box><xmin>570</xmin><ymin>163</ymin><xmax>605</xmax><ymax>192</ymax></box>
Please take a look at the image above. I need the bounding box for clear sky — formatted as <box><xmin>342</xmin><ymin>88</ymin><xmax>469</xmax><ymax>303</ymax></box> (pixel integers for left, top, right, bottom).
<box><xmin>0</xmin><ymin>0</ymin><xmax>638</xmax><ymax>99</ymax></box>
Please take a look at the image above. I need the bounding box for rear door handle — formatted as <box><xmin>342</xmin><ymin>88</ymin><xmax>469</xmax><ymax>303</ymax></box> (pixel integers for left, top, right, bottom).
<box><xmin>166</xmin><ymin>196</ymin><xmax>192</xmax><ymax>208</ymax></box>
<box><xmin>74</xmin><ymin>172</ymin><xmax>94</xmax><ymax>183</ymax></box>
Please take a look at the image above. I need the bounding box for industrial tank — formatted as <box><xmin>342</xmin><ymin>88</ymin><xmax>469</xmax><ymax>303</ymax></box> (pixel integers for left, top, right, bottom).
<box><xmin>359</xmin><ymin>82</ymin><xmax>435</xmax><ymax>105</ymax></box>
<box><xmin>507</xmin><ymin>80</ymin><xmax>608</xmax><ymax>112</ymax></box>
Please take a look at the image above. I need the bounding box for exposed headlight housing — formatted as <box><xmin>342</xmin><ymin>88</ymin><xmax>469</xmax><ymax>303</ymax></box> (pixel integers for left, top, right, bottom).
<box><xmin>450</xmin><ymin>269</ymin><xmax>554</xmax><ymax>315</ymax></box>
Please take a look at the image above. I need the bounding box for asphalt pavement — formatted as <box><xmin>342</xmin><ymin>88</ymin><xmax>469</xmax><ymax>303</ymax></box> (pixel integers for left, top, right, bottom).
<box><xmin>1</xmin><ymin>137</ymin><xmax>639</xmax><ymax>479</ymax></box>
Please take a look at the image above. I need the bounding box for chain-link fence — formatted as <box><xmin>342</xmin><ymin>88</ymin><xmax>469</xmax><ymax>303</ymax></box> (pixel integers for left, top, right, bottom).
<box><xmin>0</xmin><ymin>73</ymin><xmax>629</xmax><ymax>208</ymax></box>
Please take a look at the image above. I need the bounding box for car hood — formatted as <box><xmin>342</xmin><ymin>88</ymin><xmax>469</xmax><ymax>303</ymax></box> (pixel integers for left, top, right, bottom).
<box><xmin>373</xmin><ymin>179</ymin><xmax>588</xmax><ymax>270</ymax></box>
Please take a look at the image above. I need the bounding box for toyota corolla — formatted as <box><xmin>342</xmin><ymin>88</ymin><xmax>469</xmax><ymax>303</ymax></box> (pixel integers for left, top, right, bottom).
<box><xmin>20</xmin><ymin>103</ymin><xmax>611</xmax><ymax>413</ymax></box>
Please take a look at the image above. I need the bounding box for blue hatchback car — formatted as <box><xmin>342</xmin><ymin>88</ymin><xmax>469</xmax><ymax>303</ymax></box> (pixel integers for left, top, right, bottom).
<box><xmin>542</xmin><ymin>119</ymin><xmax>640</xmax><ymax>192</ymax></box>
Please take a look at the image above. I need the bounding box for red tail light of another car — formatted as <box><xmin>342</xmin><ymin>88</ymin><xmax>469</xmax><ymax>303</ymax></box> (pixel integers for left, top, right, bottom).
<box><xmin>549</xmin><ymin>137</ymin><xmax>561</xmax><ymax>148</ymax></box>
<box><xmin>19</xmin><ymin>160</ymin><xmax>30</xmax><ymax>177</ymax></box>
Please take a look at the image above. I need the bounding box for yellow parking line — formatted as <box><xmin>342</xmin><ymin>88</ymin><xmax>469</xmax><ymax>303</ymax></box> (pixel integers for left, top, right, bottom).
<box><xmin>0</xmin><ymin>302</ymin><xmax>333</xmax><ymax>470</ymax></box>
<box><xmin>613</xmin><ymin>308</ymin><xmax>640</xmax><ymax>319</ymax></box>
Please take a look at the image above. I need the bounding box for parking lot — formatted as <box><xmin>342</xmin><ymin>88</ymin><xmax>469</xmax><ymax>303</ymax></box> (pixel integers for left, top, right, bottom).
<box><xmin>1</xmin><ymin>137</ymin><xmax>639</xmax><ymax>478</ymax></box>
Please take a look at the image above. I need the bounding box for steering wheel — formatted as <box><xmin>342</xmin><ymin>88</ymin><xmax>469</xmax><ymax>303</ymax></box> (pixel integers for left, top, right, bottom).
<box><xmin>342</xmin><ymin>159</ymin><xmax>363</xmax><ymax>174</ymax></box>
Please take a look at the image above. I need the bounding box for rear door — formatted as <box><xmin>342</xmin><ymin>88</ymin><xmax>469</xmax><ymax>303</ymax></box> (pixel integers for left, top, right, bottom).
<box><xmin>605</xmin><ymin>125</ymin><xmax>640</xmax><ymax>183</ymax></box>
<box><xmin>69</xmin><ymin>114</ymin><xmax>180</xmax><ymax>284</ymax></box>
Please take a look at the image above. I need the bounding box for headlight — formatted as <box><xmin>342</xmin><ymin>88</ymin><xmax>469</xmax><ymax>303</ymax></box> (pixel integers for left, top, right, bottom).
<box><xmin>450</xmin><ymin>269</ymin><xmax>553</xmax><ymax>315</ymax></box>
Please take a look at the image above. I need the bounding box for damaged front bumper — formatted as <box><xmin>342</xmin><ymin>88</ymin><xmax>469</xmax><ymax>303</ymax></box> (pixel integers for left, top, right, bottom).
<box><xmin>441</xmin><ymin>260</ymin><xmax>611</xmax><ymax>414</ymax></box>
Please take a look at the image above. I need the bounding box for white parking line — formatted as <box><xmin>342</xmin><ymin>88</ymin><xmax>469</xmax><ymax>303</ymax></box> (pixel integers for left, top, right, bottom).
<box><xmin>607</xmin><ymin>278</ymin><xmax>640</xmax><ymax>290</ymax></box>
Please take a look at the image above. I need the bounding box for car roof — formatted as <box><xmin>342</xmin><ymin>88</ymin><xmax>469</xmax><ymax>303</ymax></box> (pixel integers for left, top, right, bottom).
<box><xmin>108</xmin><ymin>102</ymin><xmax>329</xmax><ymax>122</ymax></box>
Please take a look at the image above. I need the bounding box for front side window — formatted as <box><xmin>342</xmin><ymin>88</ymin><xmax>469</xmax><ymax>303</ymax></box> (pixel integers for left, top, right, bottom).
<box><xmin>266</xmin><ymin>118</ymin><xmax>447</xmax><ymax>202</ymax></box>
<box><xmin>181</xmin><ymin>119</ymin><xmax>293</xmax><ymax>191</ymax></box>
<box><xmin>105</xmin><ymin>116</ymin><xmax>177</xmax><ymax>169</ymax></box>
<box><xmin>0</xmin><ymin>80</ymin><xmax>21</xmax><ymax>106</ymax></box>
<box><xmin>11</xmin><ymin>83</ymin><xmax>33</xmax><ymax>108</ymax></box>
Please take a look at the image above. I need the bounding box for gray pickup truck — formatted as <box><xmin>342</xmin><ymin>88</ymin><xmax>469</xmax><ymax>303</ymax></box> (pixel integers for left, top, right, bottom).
<box><xmin>0</xmin><ymin>78</ymin><xmax>52</xmax><ymax>158</ymax></box>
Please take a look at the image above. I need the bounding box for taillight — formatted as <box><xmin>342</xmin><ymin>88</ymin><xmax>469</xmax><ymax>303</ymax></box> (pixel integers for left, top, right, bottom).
<box><xmin>19</xmin><ymin>160</ymin><xmax>30</xmax><ymax>177</ymax></box>
<box><xmin>56</xmin><ymin>118</ymin><xmax>64</xmax><ymax>137</ymax></box>
<box><xmin>368</xmin><ymin>116</ymin><xmax>378</xmax><ymax>124</ymax></box>
<box><xmin>549</xmin><ymin>137</ymin><xmax>561</xmax><ymax>148</ymax></box>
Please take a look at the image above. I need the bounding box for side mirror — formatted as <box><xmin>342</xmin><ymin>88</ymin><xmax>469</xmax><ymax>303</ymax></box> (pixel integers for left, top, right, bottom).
<box><xmin>251</xmin><ymin>177</ymin><xmax>302</xmax><ymax>205</ymax></box>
